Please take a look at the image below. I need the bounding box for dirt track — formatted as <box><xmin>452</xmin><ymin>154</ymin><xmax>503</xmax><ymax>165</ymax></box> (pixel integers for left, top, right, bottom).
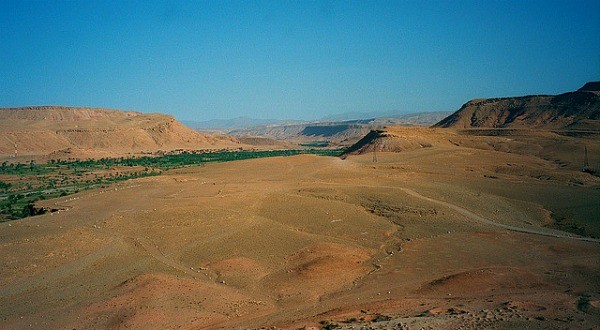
<box><xmin>399</xmin><ymin>187</ymin><xmax>600</xmax><ymax>243</ymax></box>
<box><xmin>314</xmin><ymin>179</ymin><xmax>600</xmax><ymax>243</ymax></box>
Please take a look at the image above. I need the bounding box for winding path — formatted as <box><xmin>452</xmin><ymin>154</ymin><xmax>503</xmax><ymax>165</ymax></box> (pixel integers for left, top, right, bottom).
<box><xmin>312</xmin><ymin>180</ymin><xmax>600</xmax><ymax>243</ymax></box>
<box><xmin>398</xmin><ymin>188</ymin><xmax>600</xmax><ymax>243</ymax></box>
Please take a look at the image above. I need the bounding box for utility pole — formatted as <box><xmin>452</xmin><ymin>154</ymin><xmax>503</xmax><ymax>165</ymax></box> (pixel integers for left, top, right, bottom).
<box><xmin>373</xmin><ymin>141</ymin><xmax>378</xmax><ymax>163</ymax></box>
<box><xmin>583</xmin><ymin>145</ymin><xmax>590</xmax><ymax>171</ymax></box>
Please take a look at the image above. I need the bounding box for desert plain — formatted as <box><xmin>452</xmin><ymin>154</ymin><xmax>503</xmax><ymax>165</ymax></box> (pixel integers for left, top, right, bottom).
<box><xmin>0</xmin><ymin>127</ymin><xmax>598</xmax><ymax>329</ymax></box>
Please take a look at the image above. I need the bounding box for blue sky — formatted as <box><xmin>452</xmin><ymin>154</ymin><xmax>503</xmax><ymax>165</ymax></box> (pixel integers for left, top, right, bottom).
<box><xmin>1</xmin><ymin>0</ymin><xmax>599</xmax><ymax>121</ymax></box>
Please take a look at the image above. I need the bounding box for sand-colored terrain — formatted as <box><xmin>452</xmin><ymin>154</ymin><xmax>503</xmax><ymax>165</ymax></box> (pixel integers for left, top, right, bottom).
<box><xmin>0</xmin><ymin>107</ymin><xmax>242</xmax><ymax>159</ymax></box>
<box><xmin>0</xmin><ymin>127</ymin><xmax>598</xmax><ymax>329</ymax></box>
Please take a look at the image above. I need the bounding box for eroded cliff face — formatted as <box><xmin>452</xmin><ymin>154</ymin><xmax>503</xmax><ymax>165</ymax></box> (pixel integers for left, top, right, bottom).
<box><xmin>0</xmin><ymin>106</ymin><xmax>240</xmax><ymax>157</ymax></box>
<box><xmin>433</xmin><ymin>83</ymin><xmax>600</xmax><ymax>130</ymax></box>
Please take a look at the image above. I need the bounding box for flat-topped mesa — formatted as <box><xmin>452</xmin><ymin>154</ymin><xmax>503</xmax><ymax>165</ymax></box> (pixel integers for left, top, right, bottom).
<box><xmin>0</xmin><ymin>106</ymin><xmax>146</xmax><ymax>121</ymax></box>
<box><xmin>433</xmin><ymin>82</ymin><xmax>600</xmax><ymax>130</ymax></box>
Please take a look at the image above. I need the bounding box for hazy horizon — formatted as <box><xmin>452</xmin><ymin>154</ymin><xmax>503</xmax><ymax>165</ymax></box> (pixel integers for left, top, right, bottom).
<box><xmin>1</xmin><ymin>0</ymin><xmax>599</xmax><ymax>122</ymax></box>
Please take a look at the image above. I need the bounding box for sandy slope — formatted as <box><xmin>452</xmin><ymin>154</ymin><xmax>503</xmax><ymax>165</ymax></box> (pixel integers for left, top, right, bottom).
<box><xmin>0</xmin><ymin>131</ymin><xmax>599</xmax><ymax>329</ymax></box>
<box><xmin>0</xmin><ymin>107</ymin><xmax>242</xmax><ymax>158</ymax></box>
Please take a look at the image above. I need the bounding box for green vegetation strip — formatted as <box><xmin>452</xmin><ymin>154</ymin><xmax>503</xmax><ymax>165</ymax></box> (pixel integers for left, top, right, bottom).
<box><xmin>0</xmin><ymin>149</ymin><xmax>343</xmax><ymax>221</ymax></box>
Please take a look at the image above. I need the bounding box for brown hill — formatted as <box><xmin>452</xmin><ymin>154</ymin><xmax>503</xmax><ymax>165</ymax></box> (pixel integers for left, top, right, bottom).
<box><xmin>344</xmin><ymin>127</ymin><xmax>453</xmax><ymax>155</ymax></box>
<box><xmin>343</xmin><ymin>125</ymin><xmax>600</xmax><ymax>177</ymax></box>
<box><xmin>0</xmin><ymin>106</ymin><xmax>241</xmax><ymax>158</ymax></box>
<box><xmin>433</xmin><ymin>82</ymin><xmax>600</xmax><ymax>130</ymax></box>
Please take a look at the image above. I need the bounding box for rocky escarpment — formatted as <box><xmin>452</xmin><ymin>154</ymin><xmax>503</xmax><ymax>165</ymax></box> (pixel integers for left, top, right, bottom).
<box><xmin>433</xmin><ymin>82</ymin><xmax>600</xmax><ymax>130</ymax></box>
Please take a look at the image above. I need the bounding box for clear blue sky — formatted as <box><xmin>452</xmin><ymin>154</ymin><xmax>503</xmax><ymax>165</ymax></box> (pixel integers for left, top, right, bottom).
<box><xmin>1</xmin><ymin>0</ymin><xmax>599</xmax><ymax>121</ymax></box>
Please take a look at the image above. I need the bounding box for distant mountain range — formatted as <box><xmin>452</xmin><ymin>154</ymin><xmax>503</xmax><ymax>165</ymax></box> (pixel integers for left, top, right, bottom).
<box><xmin>182</xmin><ymin>117</ymin><xmax>302</xmax><ymax>131</ymax></box>
<box><xmin>184</xmin><ymin>111</ymin><xmax>451</xmax><ymax>131</ymax></box>
<box><xmin>433</xmin><ymin>82</ymin><xmax>600</xmax><ymax>130</ymax></box>
<box><xmin>226</xmin><ymin>112</ymin><xmax>452</xmax><ymax>146</ymax></box>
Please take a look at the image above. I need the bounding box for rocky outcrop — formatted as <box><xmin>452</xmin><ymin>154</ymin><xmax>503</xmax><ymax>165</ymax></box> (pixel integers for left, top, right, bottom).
<box><xmin>433</xmin><ymin>83</ymin><xmax>600</xmax><ymax>130</ymax></box>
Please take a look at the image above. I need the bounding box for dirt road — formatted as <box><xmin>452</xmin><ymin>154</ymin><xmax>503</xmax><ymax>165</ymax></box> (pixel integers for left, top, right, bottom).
<box><xmin>399</xmin><ymin>187</ymin><xmax>600</xmax><ymax>243</ymax></box>
<box><xmin>314</xmin><ymin>180</ymin><xmax>599</xmax><ymax>243</ymax></box>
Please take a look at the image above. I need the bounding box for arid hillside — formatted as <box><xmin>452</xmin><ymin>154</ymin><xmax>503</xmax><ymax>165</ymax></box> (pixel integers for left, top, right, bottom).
<box><xmin>434</xmin><ymin>82</ymin><xmax>600</xmax><ymax>130</ymax></box>
<box><xmin>344</xmin><ymin>127</ymin><xmax>450</xmax><ymax>155</ymax></box>
<box><xmin>0</xmin><ymin>126</ymin><xmax>598</xmax><ymax>329</ymax></box>
<box><xmin>0</xmin><ymin>106</ymin><xmax>241</xmax><ymax>158</ymax></box>
<box><xmin>345</xmin><ymin>126</ymin><xmax>599</xmax><ymax>176</ymax></box>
